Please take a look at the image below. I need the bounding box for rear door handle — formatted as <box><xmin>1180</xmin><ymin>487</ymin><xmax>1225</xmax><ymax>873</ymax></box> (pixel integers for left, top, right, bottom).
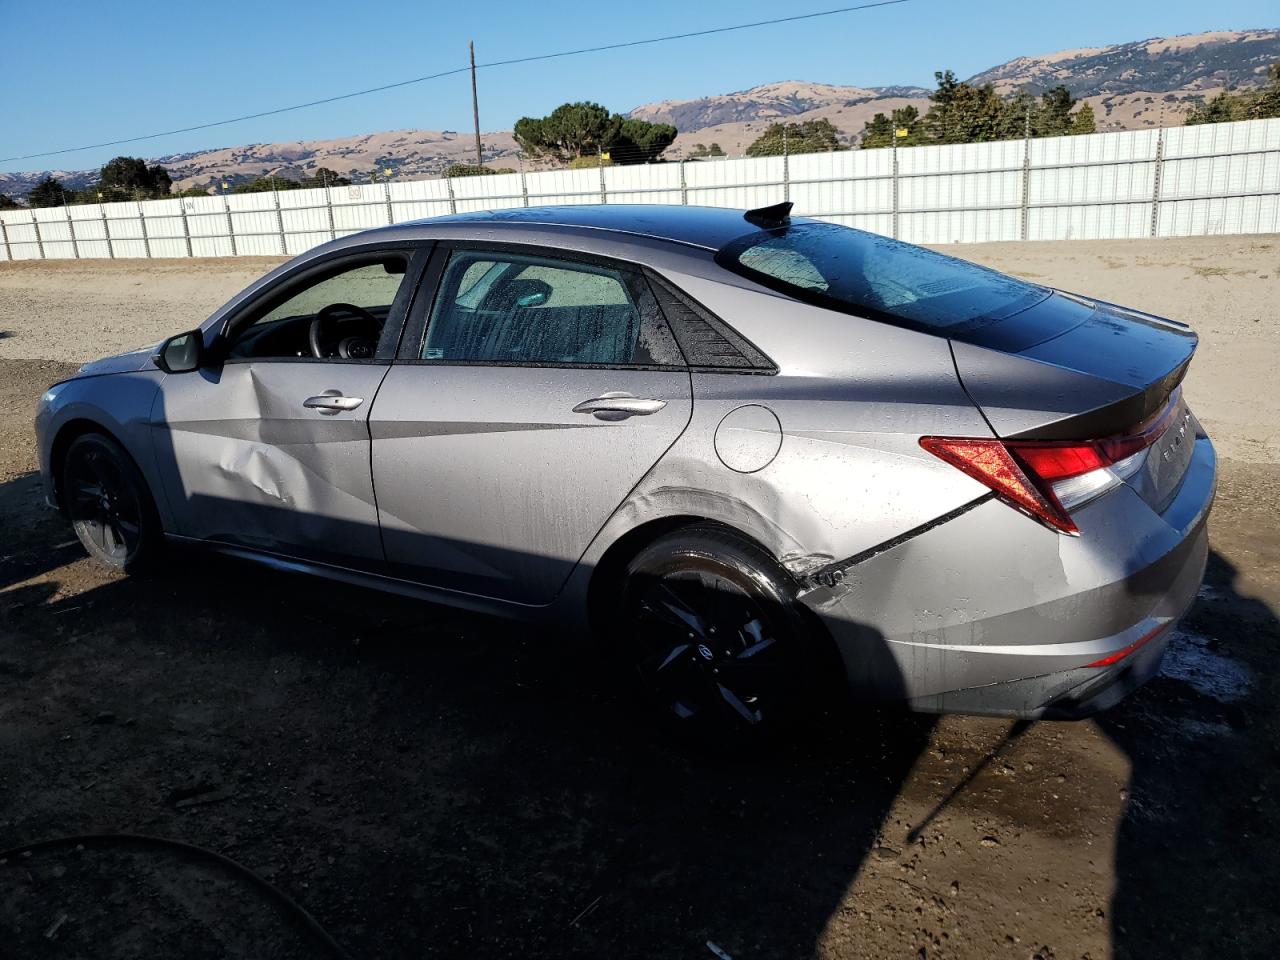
<box><xmin>303</xmin><ymin>391</ymin><xmax>364</xmax><ymax>414</ymax></box>
<box><xmin>573</xmin><ymin>392</ymin><xmax>667</xmax><ymax>421</ymax></box>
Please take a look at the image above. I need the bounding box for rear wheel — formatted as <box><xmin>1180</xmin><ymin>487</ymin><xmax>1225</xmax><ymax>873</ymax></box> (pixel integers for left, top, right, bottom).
<box><xmin>61</xmin><ymin>433</ymin><xmax>162</xmax><ymax>573</ymax></box>
<box><xmin>617</xmin><ymin>524</ymin><xmax>830</xmax><ymax>740</ymax></box>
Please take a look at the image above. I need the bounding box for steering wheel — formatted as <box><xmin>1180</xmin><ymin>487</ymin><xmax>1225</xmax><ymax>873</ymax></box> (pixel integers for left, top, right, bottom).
<box><xmin>309</xmin><ymin>302</ymin><xmax>380</xmax><ymax>359</ymax></box>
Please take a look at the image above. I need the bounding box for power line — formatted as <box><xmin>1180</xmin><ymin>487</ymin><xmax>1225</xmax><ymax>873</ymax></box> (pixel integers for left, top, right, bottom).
<box><xmin>1</xmin><ymin>0</ymin><xmax>909</xmax><ymax>166</ymax></box>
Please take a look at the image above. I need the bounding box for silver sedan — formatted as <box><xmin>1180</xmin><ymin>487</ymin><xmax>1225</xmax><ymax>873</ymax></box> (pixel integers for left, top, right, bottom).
<box><xmin>35</xmin><ymin>203</ymin><xmax>1215</xmax><ymax>735</ymax></box>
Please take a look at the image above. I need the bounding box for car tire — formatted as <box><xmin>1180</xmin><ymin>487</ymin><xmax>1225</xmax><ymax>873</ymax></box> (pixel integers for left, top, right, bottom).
<box><xmin>61</xmin><ymin>432</ymin><xmax>163</xmax><ymax>574</ymax></box>
<box><xmin>617</xmin><ymin>523</ymin><xmax>837</xmax><ymax>742</ymax></box>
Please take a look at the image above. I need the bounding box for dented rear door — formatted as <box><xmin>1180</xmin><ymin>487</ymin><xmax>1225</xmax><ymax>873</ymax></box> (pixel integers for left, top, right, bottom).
<box><xmin>151</xmin><ymin>360</ymin><xmax>390</xmax><ymax>565</ymax></box>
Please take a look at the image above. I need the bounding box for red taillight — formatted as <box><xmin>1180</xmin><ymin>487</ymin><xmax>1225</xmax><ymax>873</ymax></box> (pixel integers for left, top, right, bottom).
<box><xmin>1011</xmin><ymin>443</ymin><xmax>1108</xmax><ymax>483</ymax></box>
<box><xmin>919</xmin><ymin>436</ymin><xmax>1079</xmax><ymax>533</ymax></box>
<box><xmin>922</xmin><ymin>395</ymin><xmax>1181</xmax><ymax>534</ymax></box>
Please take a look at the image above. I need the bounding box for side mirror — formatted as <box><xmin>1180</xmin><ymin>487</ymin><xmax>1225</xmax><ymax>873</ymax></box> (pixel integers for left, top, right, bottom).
<box><xmin>152</xmin><ymin>330</ymin><xmax>203</xmax><ymax>374</ymax></box>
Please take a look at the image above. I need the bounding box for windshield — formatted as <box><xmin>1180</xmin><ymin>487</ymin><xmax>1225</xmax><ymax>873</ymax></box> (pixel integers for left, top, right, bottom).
<box><xmin>717</xmin><ymin>221</ymin><xmax>1050</xmax><ymax>340</ymax></box>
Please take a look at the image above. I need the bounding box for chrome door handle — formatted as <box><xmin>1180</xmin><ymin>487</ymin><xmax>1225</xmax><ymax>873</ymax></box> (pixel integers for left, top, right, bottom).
<box><xmin>572</xmin><ymin>392</ymin><xmax>667</xmax><ymax>421</ymax></box>
<box><xmin>303</xmin><ymin>391</ymin><xmax>364</xmax><ymax>414</ymax></box>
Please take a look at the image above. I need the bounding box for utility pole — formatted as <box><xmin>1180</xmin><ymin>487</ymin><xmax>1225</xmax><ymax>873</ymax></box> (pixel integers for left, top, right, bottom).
<box><xmin>470</xmin><ymin>41</ymin><xmax>483</xmax><ymax>168</ymax></box>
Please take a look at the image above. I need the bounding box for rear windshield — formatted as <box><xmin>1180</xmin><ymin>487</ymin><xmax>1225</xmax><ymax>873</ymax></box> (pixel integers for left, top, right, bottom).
<box><xmin>717</xmin><ymin>221</ymin><xmax>1051</xmax><ymax>342</ymax></box>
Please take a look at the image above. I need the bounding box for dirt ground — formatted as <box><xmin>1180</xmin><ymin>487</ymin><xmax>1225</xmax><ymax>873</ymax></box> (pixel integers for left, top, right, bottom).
<box><xmin>1</xmin><ymin>239</ymin><xmax>1278</xmax><ymax>959</ymax></box>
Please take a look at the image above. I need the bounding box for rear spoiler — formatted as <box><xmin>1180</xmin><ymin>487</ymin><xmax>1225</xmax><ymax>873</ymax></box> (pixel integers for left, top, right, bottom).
<box><xmin>951</xmin><ymin>294</ymin><xmax>1198</xmax><ymax>442</ymax></box>
<box><xmin>1006</xmin><ymin>354</ymin><xmax>1192</xmax><ymax>441</ymax></box>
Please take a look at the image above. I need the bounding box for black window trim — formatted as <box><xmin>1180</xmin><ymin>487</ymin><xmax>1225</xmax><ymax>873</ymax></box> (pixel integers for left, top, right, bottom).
<box><xmin>215</xmin><ymin>240</ymin><xmax>433</xmax><ymax>366</ymax></box>
<box><xmin>394</xmin><ymin>239</ymin><xmax>690</xmax><ymax>373</ymax></box>
<box><xmin>643</xmin><ymin>268</ymin><xmax>777</xmax><ymax>375</ymax></box>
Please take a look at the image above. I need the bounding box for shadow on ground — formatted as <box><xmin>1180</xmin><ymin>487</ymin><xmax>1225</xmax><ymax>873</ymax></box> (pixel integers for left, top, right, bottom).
<box><xmin>0</xmin><ymin>470</ymin><xmax>935</xmax><ymax>958</ymax></box>
<box><xmin>1100</xmin><ymin>546</ymin><xmax>1280</xmax><ymax>960</ymax></box>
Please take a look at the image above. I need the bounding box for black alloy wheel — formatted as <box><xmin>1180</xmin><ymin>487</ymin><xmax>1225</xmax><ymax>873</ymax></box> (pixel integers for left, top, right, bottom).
<box><xmin>62</xmin><ymin>433</ymin><xmax>161</xmax><ymax>572</ymax></box>
<box><xmin>619</xmin><ymin>524</ymin><xmax>824</xmax><ymax>739</ymax></box>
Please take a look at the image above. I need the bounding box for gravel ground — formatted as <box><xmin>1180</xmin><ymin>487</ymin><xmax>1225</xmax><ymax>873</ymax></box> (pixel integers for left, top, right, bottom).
<box><xmin>1</xmin><ymin>239</ymin><xmax>1278</xmax><ymax>959</ymax></box>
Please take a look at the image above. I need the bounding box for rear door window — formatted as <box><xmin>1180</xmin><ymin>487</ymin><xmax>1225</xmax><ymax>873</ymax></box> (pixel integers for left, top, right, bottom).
<box><xmin>421</xmin><ymin>250</ymin><xmax>683</xmax><ymax>367</ymax></box>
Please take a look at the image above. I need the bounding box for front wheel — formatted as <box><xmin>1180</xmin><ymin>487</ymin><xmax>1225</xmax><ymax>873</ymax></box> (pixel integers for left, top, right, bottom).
<box><xmin>617</xmin><ymin>524</ymin><xmax>833</xmax><ymax>740</ymax></box>
<box><xmin>61</xmin><ymin>433</ymin><xmax>162</xmax><ymax>573</ymax></box>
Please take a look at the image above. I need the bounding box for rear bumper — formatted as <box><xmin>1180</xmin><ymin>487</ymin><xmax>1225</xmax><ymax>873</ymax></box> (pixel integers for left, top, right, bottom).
<box><xmin>802</xmin><ymin>433</ymin><xmax>1215</xmax><ymax>718</ymax></box>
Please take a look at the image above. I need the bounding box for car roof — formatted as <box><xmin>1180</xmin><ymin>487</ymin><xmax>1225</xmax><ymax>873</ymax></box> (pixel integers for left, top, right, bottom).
<box><xmin>405</xmin><ymin>204</ymin><xmax>786</xmax><ymax>252</ymax></box>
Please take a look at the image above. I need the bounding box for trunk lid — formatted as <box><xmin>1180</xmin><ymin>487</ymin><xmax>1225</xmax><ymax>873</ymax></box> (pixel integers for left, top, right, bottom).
<box><xmin>950</xmin><ymin>291</ymin><xmax>1198</xmax><ymax>511</ymax></box>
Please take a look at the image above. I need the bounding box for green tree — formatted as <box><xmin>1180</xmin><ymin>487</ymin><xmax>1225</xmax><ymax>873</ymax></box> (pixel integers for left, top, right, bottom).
<box><xmin>1251</xmin><ymin>62</ymin><xmax>1280</xmax><ymax>118</ymax></box>
<box><xmin>443</xmin><ymin>163</ymin><xmax>517</xmax><ymax>177</ymax></box>
<box><xmin>689</xmin><ymin>142</ymin><xmax>726</xmax><ymax>158</ymax></box>
<box><xmin>922</xmin><ymin>70</ymin><xmax>1007</xmax><ymax>144</ymax></box>
<box><xmin>1186</xmin><ymin>62</ymin><xmax>1280</xmax><ymax>124</ymax></box>
<box><xmin>233</xmin><ymin>175</ymin><xmax>303</xmax><ymax>193</ymax></box>
<box><xmin>514</xmin><ymin>102</ymin><xmax>676</xmax><ymax>164</ymax></box>
<box><xmin>1185</xmin><ymin>91</ymin><xmax>1249</xmax><ymax>124</ymax></box>
<box><xmin>1036</xmin><ymin>85</ymin><xmax>1077</xmax><ymax>137</ymax></box>
<box><xmin>1069</xmin><ymin>102</ymin><xmax>1097</xmax><ymax>135</ymax></box>
<box><xmin>0</xmin><ymin>193</ymin><xmax>23</xmax><ymax>209</ymax></box>
<box><xmin>96</xmin><ymin>156</ymin><xmax>173</xmax><ymax>200</ymax></box>
<box><xmin>28</xmin><ymin>176</ymin><xmax>68</xmax><ymax>208</ymax></box>
<box><xmin>860</xmin><ymin>113</ymin><xmax>894</xmax><ymax>148</ymax></box>
<box><xmin>515</xmin><ymin>102</ymin><xmax>619</xmax><ymax>159</ymax></box>
<box><xmin>746</xmin><ymin>119</ymin><xmax>842</xmax><ymax>157</ymax></box>
<box><xmin>612</xmin><ymin>118</ymin><xmax>677</xmax><ymax>163</ymax></box>
<box><xmin>859</xmin><ymin>105</ymin><xmax>922</xmax><ymax>148</ymax></box>
<box><xmin>302</xmin><ymin>167</ymin><xmax>351</xmax><ymax>188</ymax></box>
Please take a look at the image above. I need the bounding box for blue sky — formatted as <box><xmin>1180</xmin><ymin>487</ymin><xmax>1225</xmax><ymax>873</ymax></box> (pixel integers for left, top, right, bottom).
<box><xmin>0</xmin><ymin>0</ymin><xmax>1274</xmax><ymax>173</ymax></box>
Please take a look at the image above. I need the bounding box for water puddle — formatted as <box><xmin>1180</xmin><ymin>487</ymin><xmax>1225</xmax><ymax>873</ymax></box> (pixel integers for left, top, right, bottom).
<box><xmin>1160</xmin><ymin>627</ymin><xmax>1253</xmax><ymax>703</ymax></box>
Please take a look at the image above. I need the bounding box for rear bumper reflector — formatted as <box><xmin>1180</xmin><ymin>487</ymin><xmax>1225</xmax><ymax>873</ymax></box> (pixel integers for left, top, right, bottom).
<box><xmin>1086</xmin><ymin>624</ymin><xmax>1168</xmax><ymax>668</ymax></box>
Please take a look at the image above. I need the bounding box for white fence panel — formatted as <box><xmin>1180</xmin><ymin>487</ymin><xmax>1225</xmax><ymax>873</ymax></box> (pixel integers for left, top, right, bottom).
<box><xmin>31</xmin><ymin>207</ymin><xmax>74</xmax><ymax>258</ymax></box>
<box><xmin>525</xmin><ymin>168</ymin><xmax>599</xmax><ymax>205</ymax></box>
<box><xmin>604</xmin><ymin>163</ymin><xmax>682</xmax><ymax>205</ymax></box>
<box><xmin>3</xmin><ymin>119</ymin><xmax>1278</xmax><ymax>261</ymax></box>
<box><xmin>895</xmin><ymin>142</ymin><xmax>1022</xmax><ymax>243</ymax></box>
<box><xmin>279</xmin><ymin>186</ymin><xmax>333</xmax><ymax>254</ymax></box>
<box><xmin>141</xmin><ymin>198</ymin><xmax>187</xmax><ymax>258</ymax></box>
<box><xmin>330</xmin><ymin>184</ymin><xmax>389</xmax><ymax>235</ymax></box>
<box><xmin>685</xmin><ymin>156</ymin><xmax>785</xmax><ymax>209</ymax></box>
<box><xmin>68</xmin><ymin>204</ymin><xmax>110</xmax><ymax>258</ymax></box>
<box><xmin>225</xmin><ymin>193</ymin><xmax>282</xmax><ymax>255</ymax></box>
<box><xmin>98</xmin><ymin>202</ymin><xmax>144</xmax><ymax>258</ymax></box>
<box><xmin>1163</xmin><ymin>117</ymin><xmax>1280</xmax><ymax>158</ymax></box>
<box><xmin>1159</xmin><ymin>151</ymin><xmax>1280</xmax><ymax>201</ymax></box>
<box><xmin>390</xmin><ymin>177</ymin><xmax>454</xmax><ymax>222</ymax></box>
<box><xmin>2</xmin><ymin>209</ymin><xmax>41</xmax><ymax>260</ymax></box>
<box><xmin>451</xmin><ymin>171</ymin><xmax>525</xmax><ymax>214</ymax></box>
<box><xmin>1028</xmin><ymin>202</ymin><xmax>1153</xmax><ymax>241</ymax></box>
<box><xmin>790</xmin><ymin>150</ymin><xmax>894</xmax><ymax>218</ymax></box>
<box><xmin>1158</xmin><ymin>195</ymin><xmax>1280</xmax><ymax>237</ymax></box>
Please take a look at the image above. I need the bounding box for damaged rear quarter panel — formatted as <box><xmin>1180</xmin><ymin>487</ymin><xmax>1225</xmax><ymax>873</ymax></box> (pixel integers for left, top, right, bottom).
<box><xmin>565</xmin><ymin>273</ymin><xmax>994</xmax><ymax>613</ymax></box>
